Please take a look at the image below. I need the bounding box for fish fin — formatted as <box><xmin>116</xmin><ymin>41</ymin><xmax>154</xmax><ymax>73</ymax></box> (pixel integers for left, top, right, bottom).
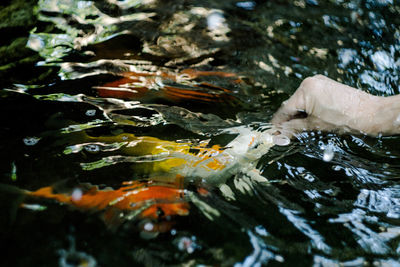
<box><xmin>50</xmin><ymin>178</ymin><xmax>78</xmax><ymax>194</ymax></box>
<box><xmin>162</xmin><ymin>84</ymin><xmax>240</xmax><ymax>106</ymax></box>
<box><xmin>0</xmin><ymin>183</ymin><xmax>28</xmax><ymax>195</ymax></box>
<box><xmin>0</xmin><ymin>183</ymin><xmax>28</xmax><ymax>225</ymax></box>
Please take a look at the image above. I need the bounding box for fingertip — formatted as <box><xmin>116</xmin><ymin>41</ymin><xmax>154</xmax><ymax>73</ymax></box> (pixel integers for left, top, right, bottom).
<box><xmin>273</xmin><ymin>134</ymin><xmax>291</xmax><ymax>146</ymax></box>
<box><xmin>266</xmin><ymin>126</ymin><xmax>294</xmax><ymax>146</ymax></box>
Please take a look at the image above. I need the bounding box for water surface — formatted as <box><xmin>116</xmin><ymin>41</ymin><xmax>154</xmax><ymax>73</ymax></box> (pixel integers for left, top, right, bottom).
<box><xmin>1</xmin><ymin>0</ymin><xmax>400</xmax><ymax>266</ymax></box>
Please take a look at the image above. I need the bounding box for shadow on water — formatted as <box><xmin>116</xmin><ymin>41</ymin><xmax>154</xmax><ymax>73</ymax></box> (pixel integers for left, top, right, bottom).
<box><xmin>1</xmin><ymin>0</ymin><xmax>400</xmax><ymax>266</ymax></box>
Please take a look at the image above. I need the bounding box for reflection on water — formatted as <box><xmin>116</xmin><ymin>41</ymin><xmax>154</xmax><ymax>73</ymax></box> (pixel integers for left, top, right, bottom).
<box><xmin>2</xmin><ymin>0</ymin><xmax>400</xmax><ymax>266</ymax></box>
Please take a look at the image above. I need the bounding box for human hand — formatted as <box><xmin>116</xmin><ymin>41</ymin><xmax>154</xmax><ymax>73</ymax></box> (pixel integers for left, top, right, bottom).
<box><xmin>271</xmin><ymin>75</ymin><xmax>393</xmax><ymax>138</ymax></box>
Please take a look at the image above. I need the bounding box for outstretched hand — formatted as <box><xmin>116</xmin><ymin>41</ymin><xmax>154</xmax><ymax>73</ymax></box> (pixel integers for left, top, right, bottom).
<box><xmin>271</xmin><ymin>75</ymin><xmax>400</xmax><ymax>138</ymax></box>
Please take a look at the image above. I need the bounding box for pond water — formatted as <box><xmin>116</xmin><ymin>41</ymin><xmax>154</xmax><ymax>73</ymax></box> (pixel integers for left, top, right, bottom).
<box><xmin>1</xmin><ymin>0</ymin><xmax>400</xmax><ymax>266</ymax></box>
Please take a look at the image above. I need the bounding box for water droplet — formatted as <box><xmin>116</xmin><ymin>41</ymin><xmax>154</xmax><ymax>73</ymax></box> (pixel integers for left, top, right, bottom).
<box><xmin>177</xmin><ymin>236</ymin><xmax>197</xmax><ymax>254</ymax></box>
<box><xmin>23</xmin><ymin>137</ymin><xmax>40</xmax><ymax>146</ymax></box>
<box><xmin>275</xmin><ymin>255</ymin><xmax>285</xmax><ymax>262</ymax></box>
<box><xmin>187</xmin><ymin>246</ymin><xmax>194</xmax><ymax>254</ymax></box>
<box><xmin>71</xmin><ymin>188</ymin><xmax>83</xmax><ymax>202</ymax></box>
<box><xmin>170</xmin><ymin>229</ymin><xmax>177</xmax><ymax>235</ymax></box>
<box><xmin>85</xmin><ymin>109</ymin><xmax>96</xmax><ymax>116</ymax></box>
<box><xmin>143</xmin><ymin>222</ymin><xmax>154</xmax><ymax>231</ymax></box>
<box><xmin>323</xmin><ymin>145</ymin><xmax>334</xmax><ymax>162</ymax></box>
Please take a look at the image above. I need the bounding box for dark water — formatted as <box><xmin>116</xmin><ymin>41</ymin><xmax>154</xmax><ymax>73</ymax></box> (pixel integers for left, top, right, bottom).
<box><xmin>1</xmin><ymin>0</ymin><xmax>400</xmax><ymax>266</ymax></box>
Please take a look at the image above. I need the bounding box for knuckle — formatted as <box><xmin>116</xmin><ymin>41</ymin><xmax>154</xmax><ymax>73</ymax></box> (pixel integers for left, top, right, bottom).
<box><xmin>299</xmin><ymin>75</ymin><xmax>324</xmax><ymax>93</ymax></box>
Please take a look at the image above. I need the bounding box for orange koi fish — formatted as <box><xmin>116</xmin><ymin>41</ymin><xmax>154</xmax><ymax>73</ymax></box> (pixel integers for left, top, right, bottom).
<box><xmin>18</xmin><ymin>179</ymin><xmax>189</xmax><ymax>231</ymax></box>
<box><xmin>94</xmin><ymin>69</ymin><xmax>242</xmax><ymax>105</ymax></box>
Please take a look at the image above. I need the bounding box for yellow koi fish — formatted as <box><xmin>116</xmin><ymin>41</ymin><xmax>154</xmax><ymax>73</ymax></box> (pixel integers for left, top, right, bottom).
<box><xmin>73</xmin><ymin>126</ymin><xmax>275</xmax><ymax>185</ymax></box>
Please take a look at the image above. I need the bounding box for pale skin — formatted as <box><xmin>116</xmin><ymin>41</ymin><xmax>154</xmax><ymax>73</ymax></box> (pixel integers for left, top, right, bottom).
<box><xmin>271</xmin><ymin>75</ymin><xmax>400</xmax><ymax>138</ymax></box>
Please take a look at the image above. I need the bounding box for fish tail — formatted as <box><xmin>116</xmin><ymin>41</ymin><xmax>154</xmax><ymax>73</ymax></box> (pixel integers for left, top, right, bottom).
<box><xmin>0</xmin><ymin>183</ymin><xmax>28</xmax><ymax>194</ymax></box>
<box><xmin>0</xmin><ymin>183</ymin><xmax>28</xmax><ymax>225</ymax></box>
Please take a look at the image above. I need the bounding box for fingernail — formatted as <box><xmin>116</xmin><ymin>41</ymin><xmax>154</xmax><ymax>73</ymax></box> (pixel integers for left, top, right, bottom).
<box><xmin>273</xmin><ymin>134</ymin><xmax>290</xmax><ymax>146</ymax></box>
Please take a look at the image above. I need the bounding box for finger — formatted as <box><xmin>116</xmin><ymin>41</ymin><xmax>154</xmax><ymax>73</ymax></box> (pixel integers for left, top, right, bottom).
<box><xmin>271</xmin><ymin>101</ymin><xmax>307</xmax><ymax>125</ymax></box>
<box><xmin>278</xmin><ymin>118</ymin><xmax>311</xmax><ymax>137</ymax></box>
<box><xmin>271</xmin><ymin>85</ymin><xmax>308</xmax><ymax>125</ymax></box>
<box><xmin>280</xmin><ymin>116</ymin><xmax>341</xmax><ymax>136</ymax></box>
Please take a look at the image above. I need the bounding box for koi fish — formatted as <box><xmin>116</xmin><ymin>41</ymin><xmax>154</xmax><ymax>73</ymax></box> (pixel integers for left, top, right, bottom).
<box><xmin>73</xmin><ymin>126</ymin><xmax>275</xmax><ymax>185</ymax></box>
<box><xmin>93</xmin><ymin>69</ymin><xmax>242</xmax><ymax>106</ymax></box>
<box><xmin>5</xmin><ymin>179</ymin><xmax>189</xmax><ymax>232</ymax></box>
<box><xmin>71</xmin><ymin>132</ymin><xmax>193</xmax><ymax>175</ymax></box>
<box><xmin>29</xmin><ymin>180</ymin><xmax>188</xmax><ymax>218</ymax></box>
